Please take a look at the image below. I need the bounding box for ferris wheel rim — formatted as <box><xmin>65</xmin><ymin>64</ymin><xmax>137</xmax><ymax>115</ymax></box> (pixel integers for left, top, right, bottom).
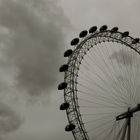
<box><xmin>59</xmin><ymin>26</ymin><xmax>140</xmax><ymax>140</ymax></box>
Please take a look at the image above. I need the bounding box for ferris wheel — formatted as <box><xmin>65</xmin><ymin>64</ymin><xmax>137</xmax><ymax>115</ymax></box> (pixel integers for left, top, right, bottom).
<box><xmin>58</xmin><ymin>25</ymin><xmax>140</xmax><ymax>140</ymax></box>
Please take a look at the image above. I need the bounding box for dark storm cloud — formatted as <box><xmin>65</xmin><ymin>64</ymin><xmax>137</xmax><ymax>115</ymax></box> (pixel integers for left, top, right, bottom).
<box><xmin>0</xmin><ymin>0</ymin><xmax>69</xmax><ymax>98</ymax></box>
<box><xmin>0</xmin><ymin>102</ymin><xmax>23</xmax><ymax>137</ymax></box>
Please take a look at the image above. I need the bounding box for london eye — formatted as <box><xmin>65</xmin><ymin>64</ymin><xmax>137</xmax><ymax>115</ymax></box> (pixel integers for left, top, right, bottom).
<box><xmin>58</xmin><ymin>25</ymin><xmax>140</xmax><ymax>140</ymax></box>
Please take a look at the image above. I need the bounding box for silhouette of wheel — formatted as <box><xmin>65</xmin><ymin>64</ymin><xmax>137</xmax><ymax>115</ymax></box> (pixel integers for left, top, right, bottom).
<box><xmin>58</xmin><ymin>25</ymin><xmax>140</xmax><ymax>140</ymax></box>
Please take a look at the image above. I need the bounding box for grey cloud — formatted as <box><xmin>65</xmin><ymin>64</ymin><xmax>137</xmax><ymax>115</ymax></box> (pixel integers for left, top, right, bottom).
<box><xmin>0</xmin><ymin>102</ymin><xmax>23</xmax><ymax>138</ymax></box>
<box><xmin>0</xmin><ymin>0</ymin><xmax>69</xmax><ymax>99</ymax></box>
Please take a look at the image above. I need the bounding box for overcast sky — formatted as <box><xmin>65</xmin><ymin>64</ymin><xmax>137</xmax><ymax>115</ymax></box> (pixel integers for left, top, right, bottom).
<box><xmin>0</xmin><ymin>0</ymin><xmax>139</xmax><ymax>140</ymax></box>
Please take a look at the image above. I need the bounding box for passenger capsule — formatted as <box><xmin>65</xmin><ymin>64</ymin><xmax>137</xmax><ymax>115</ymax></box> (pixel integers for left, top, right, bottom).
<box><xmin>99</xmin><ymin>25</ymin><xmax>108</xmax><ymax>32</ymax></box>
<box><xmin>132</xmin><ymin>38</ymin><xmax>140</xmax><ymax>44</ymax></box>
<box><xmin>70</xmin><ymin>38</ymin><xmax>79</xmax><ymax>46</ymax></box>
<box><xmin>65</xmin><ymin>124</ymin><xmax>76</xmax><ymax>132</ymax></box>
<box><xmin>79</xmin><ymin>30</ymin><xmax>88</xmax><ymax>38</ymax></box>
<box><xmin>60</xmin><ymin>102</ymin><xmax>69</xmax><ymax>110</ymax></box>
<box><xmin>111</xmin><ymin>27</ymin><xmax>119</xmax><ymax>33</ymax></box>
<box><xmin>122</xmin><ymin>31</ymin><xmax>129</xmax><ymax>37</ymax></box>
<box><xmin>89</xmin><ymin>26</ymin><xmax>97</xmax><ymax>33</ymax></box>
<box><xmin>64</xmin><ymin>49</ymin><xmax>73</xmax><ymax>57</ymax></box>
<box><xmin>58</xmin><ymin>82</ymin><xmax>67</xmax><ymax>90</ymax></box>
<box><xmin>59</xmin><ymin>64</ymin><xmax>69</xmax><ymax>72</ymax></box>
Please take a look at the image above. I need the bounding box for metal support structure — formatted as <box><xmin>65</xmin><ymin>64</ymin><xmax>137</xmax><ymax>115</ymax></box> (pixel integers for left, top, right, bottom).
<box><xmin>116</xmin><ymin>120</ymin><xmax>127</xmax><ymax>140</ymax></box>
<box><xmin>116</xmin><ymin>105</ymin><xmax>140</xmax><ymax>140</ymax></box>
<box><xmin>116</xmin><ymin>104</ymin><xmax>140</xmax><ymax>121</ymax></box>
<box><xmin>127</xmin><ymin>116</ymin><xmax>131</xmax><ymax>140</ymax></box>
<box><xmin>121</xmin><ymin>120</ymin><xmax>128</xmax><ymax>140</ymax></box>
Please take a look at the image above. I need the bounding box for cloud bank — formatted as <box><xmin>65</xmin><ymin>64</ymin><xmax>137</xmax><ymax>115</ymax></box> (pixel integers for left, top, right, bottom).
<box><xmin>0</xmin><ymin>0</ymin><xmax>69</xmax><ymax>100</ymax></box>
<box><xmin>0</xmin><ymin>0</ymin><xmax>70</xmax><ymax>138</ymax></box>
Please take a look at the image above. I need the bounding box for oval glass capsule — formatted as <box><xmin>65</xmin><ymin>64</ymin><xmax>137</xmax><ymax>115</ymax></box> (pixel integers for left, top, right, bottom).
<box><xmin>122</xmin><ymin>31</ymin><xmax>129</xmax><ymax>37</ymax></box>
<box><xmin>59</xmin><ymin>64</ymin><xmax>69</xmax><ymax>72</ymax></box>
<box><xmin>65</xmin><ymin>124</ymin><xmax>76</xmax><ymax>132</ymax></box>
<box><xmin>132</xmin><ymin>38</ymin><xmax>140</xmax><ymax>44</ymax></box>
<box><xmin>64</xmin><ymin>49</ymin><xmax>73</xmax><ymax>57</ymax></box>
<box><xmin>70</xmin><ymin>38</ymin><xmax>79</xmax><ymax>46</ymax></box>
<box><xmin>111</xmin><ymin>27</ymin><xmax>119</xmax><ymax>33</ymax></box>
<box><xmin>60</xmin><ymin>102</ymin><xmax>69</xmax><ymax>110</ymax></box>
<box><xmin>58</xmin><ymin>82</ymin><xmax>67</xmax><ymax>90</ymax></box>
<box><xmin>89</xmin><ymin>26</ymin><xmax>97</xmax><ymax>33</ymax></box>
<box><xmin>99</xmin><ymin>25</ymin><xmax>108</xmax><ymax>32</ymax></box>
<box><xmin>79</xmin><ymin>30</ymin><xmax>88</xmax><ymax>38</ymax></box>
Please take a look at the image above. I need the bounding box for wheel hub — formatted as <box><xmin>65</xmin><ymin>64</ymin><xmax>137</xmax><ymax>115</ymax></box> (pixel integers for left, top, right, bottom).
<box><xmin>116</xmin><ymin>104</ymin><xmax>140</xmax><ymax>120</ymax></box>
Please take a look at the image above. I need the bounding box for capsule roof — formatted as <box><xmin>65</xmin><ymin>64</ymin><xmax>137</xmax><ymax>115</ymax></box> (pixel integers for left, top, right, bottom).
<box><xmin>89</xmin><ymin>26</ymin><xmax>97</xmax><ymax>33</ymax></box>
<box><xmin>79</xmin><ymin>30</ymin><xmax>88</xmax><ymax>38</ymax></box>
<box><xmin>70</xmin><ymin>38</ymin><xmax>79</xmax><ymax>46</ymax></box>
